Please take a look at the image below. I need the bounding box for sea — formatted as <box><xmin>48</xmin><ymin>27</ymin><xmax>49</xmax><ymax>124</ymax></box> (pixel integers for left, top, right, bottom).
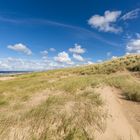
<box><xmin>0</xmin><ymin>71</ymin><xmax>31</xmax><ymax>75</ymax></box>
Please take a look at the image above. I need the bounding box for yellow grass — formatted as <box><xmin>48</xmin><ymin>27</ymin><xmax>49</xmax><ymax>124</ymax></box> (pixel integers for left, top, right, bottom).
<box><xmin>0</xmin><ymin>54</ymin><xmax>139</xmax><ymax>139</ymax></box>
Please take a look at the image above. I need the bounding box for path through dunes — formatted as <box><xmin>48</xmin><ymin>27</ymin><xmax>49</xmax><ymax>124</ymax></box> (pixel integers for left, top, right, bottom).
<box><xmin>95</xmin><ymin>86</ymin><xmax>140</xmax><ymax>140</ymax></box>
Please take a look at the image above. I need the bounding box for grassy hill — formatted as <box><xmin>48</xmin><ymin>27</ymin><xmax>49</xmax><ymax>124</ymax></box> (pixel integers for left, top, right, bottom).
<box><xmin>0</xmin><ymin>54</ymin><xmax>139</xmax><ymax>140</ymax></box>
<box><xmin>68</xmin><ymin>54</ymin><xmax>140</xmax><ymax>75</ymax></box>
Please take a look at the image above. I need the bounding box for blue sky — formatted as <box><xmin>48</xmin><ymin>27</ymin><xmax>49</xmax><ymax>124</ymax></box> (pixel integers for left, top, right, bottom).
<box><xmin>0</xmin><ymin>0</ymin><xmax>140</xmax><ymax>70</ymax></box>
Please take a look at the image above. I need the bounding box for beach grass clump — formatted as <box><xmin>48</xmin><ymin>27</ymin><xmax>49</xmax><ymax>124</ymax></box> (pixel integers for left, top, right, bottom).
<box><xmin>123</xmin><ymin>84</ymin><xmax>140</xmax><ymax>102</ymax></box>
<box><xmin>52</xmin><ymin>75</ymin><xmax>105</xmax><ymax>93</ymax></box>
<box><xmin>105</xmin><ymin>74</ymin><xmax>140</xmax><ymax>102</ymax></box>
<box><xmin>0</xmin><ymin>100</ymin><xmax>8</xmax><ymax>106</ymax></box>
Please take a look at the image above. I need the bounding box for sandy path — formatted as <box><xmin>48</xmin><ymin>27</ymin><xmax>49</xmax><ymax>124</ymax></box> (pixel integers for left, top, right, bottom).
<box><xmin>95</xmin><ymin>86</ymin><xmax>140</xmax><ymax>140</ymax></box>
<box><xmin>0</xmin><ymin>76</ymin><xmax>15</xmax><ymax>81</ymax></box>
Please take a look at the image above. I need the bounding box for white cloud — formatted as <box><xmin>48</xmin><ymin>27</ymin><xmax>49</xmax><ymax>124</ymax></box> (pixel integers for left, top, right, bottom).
<box><xmin>126</xmin><ymin>37</ymin><xmax>140</xmax><ymax>54</ymax></box>
<box><xmin>73</xmin><ymin>54</ymin><xmax>84</xmax><ymax>62</ymax></box>
<box><xmin>87</xmin><ymin>61</ymin><xmax>94</xmax><ymax>65</ymax></box>
<box><xmin>40</xmin><ymin>50</ymin><xmax>49</xmax><ymax>61</ymax></box>
<box><xmin>0</xmin><ymin>60</ymin><xmax>11</xmax><ymax>70</ymax></box>
<box><xmin>97</xmin><ymin>59</ymin><xmax>103</xmax><ymax>63</ymax></box>
<box><xmin>121</xmin><ymin>8</ymin><xmax>140</xmax><ymax>20</ymax></box>
<box><xmin>112</xmin><ymin>56</ymin><xmax>118</xmax><ymax>59</ymax></box>
<box><xmin>69</xmin><ymin>44</ymin><xmax>85</xmax><ymax>54</ymax></box>
<box><xmin>42</xmin><ymin>56</ymin><xmax>48</xmax><ymax>60</ymax></box>
<box><xmin>125</xmin><ymin>52</ymin><xmax>130</xmax><ymax>55</ymax></box>
<box><xmin>41</xmin><ymin>48</ymin><xmax>56</xmax><ymax>56</ymax></box>
<box><xmin>136</xmin><ymin>33</ymin><xmax>140</xmax><ymax>38</ymax></box>
<box><xmin>41</xmin><ymin>50</ymin><xmax>48</xmax><ymax>55</ymax></box>
<box><xmin>88</xmin><ymin>10</ymin><xmax>122</xmax><ymax>33</ymax></box>
<box><xmin>49</xmin><ymin>48</ymin><xmax>56</xmax><ymax>51</ymax></box>
<box><xmin>0</xmin><ymin>54</ymin><xmax>90</xmax><ymax>71</ymax></box>
<box><xmin>7</xmin><ymin>43</ymin><xmax>32</xmax><ymax>55</ymax></box>
<box><xmin>54</xmin><ymin>51</ymin><xmax>73</xmax><ymax>64</ymax></box>
<box><xmin>0</xmin><ymin>57</ymin><xmax>63</xmax><ymax>71</ymax></box>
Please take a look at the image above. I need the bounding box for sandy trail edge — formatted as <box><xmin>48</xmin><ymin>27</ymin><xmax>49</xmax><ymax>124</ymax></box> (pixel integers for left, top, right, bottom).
<box><xmin>95</xmin><ymin>86</ymin><xmax>140</xmax><ymax>140</ymax></box>
<box><xmin>0</xmin><ymin>77</ymin><xmax>15</xmax><ymax>81</ymax></box>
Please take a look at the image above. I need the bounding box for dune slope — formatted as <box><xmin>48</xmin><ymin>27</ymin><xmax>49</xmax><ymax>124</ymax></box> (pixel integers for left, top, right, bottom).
<box><xmin>95</xmin><ymin>86</ymin><xmax>140</xmax><ymax>140</ymax></box>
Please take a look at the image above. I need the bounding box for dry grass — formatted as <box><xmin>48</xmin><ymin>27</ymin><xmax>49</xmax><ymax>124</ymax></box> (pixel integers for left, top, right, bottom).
<box><xmin>0</xmin><ymin>87</ymin><xmax>105</xmax><ymax>140</ymax></box>
<box><xmin>70</xmin><ymin>54</ymin><xmax>140</xmax><ymax>75</ymax></box>
<box><xmin>105</xmin><ymin>74</ymin><xmax>140</xmax><ymax>102</ymax></box>
<box><xmin>0</xmin><ymin>75</ymin><xmax>106</xmax><ymax>140</ymax></box>
<box><xmin>0</xmin><ymin>54</ymin><xmax>139</xmax><ymax>139</ymax></box>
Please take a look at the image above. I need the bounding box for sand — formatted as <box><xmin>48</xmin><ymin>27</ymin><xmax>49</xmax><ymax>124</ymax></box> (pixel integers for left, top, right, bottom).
<box><xmin>95</xmin><ymin>86</ymin><xmax>140</xmax><ymax>140</ymax></box>
<box><xmin>0</xmin><ymin>76</ymin><xmax>15</xmax><ymax>81</ymax></box>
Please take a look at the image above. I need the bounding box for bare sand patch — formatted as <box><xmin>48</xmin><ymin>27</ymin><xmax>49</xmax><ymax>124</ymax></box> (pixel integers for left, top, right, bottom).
<box><xmin>95</xmin><ymin>86</ymin><xmax>140</xmax><ymax>140</ymax></box>
<box><xmin>0</xmin><ymin>76</ymin><xmax>15</xmax><ymax>81</ymax></box>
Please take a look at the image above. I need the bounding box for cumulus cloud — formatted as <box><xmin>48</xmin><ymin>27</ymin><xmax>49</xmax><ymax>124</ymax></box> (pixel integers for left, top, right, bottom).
<box><xmin>49</xmin><ymin>48</ymin><xmax>56</xmax><ymax>51</ymax></box>
<box><xmin>97</xmin><ymin>59</ymin><xmax>103</xmax><ymax>63</ymax></box>
<box><xmin>41</xmin><ymin>50</ymin><xmax>48</xmax><ymax>55</ymax></box>
<box><xmin>7</xmin><ymin>43</ymin><xmax>32</xmax><ymax>55</ymax></box>
<box><xmin>87</xmin><ymin>61</ymin><xmax>94</xmax><ymax>65</ymax></box>
<box><xmin>126</xmin><ymin>37</ymin><xmax>140</xmax><ymax>54</ymax></box>
<box><xmin>73</xmin><ymin>54</ymin><xmax>84</xmax><ymax>62</ymax></box>
<box><xmin>125</xmin><ymin>52</ymin><xmax>130</xmax><ymax>55</ymax></box>
<box><xmin>121</xmin><ymin>8</ymin><xmax>140</xmax><ymax>20</ymax></box>
<box><xmin>0</xmin><ymin>60</ymin><xmax>11</xmax><ymax>70</ymax></box>
<box><xmin>54</xmin><ymin>51</ymin><xmax>73</xmax><ymax>64</ymax></box>
<box><xmin>112</xmin><ymin>56</ymin><xmax>118</xmax><ymax>59</ymax></box>
<box><xmin>136</xmin><ymin>33</ymin><xmax>140</xmax><ymax>38</ymax></box>
<box><xmin>69</xmin><ymin>44</ymin><xmax>85</xmax><ymax>54</ymax></box>
<box><xmin>88</xmin><ymin>10</ymin><xmax>122</xmax><ymax>33</ymax></box>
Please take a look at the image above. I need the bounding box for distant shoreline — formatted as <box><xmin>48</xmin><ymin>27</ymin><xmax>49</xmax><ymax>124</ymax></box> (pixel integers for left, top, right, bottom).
<box><xmin>0</xmin><ymin>71</ymin><xmax>32</xmax><ymax>76</ymax></box>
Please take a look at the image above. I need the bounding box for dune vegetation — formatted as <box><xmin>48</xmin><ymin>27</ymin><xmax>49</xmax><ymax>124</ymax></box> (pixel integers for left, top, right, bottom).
<box><xmin>0</xmin><ymin>54</ymin><xmax>140</xmax><ymax>140</ymax></box>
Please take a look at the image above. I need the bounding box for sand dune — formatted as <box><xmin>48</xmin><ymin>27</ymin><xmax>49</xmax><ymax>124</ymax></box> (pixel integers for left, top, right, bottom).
<box><xmin>95</xmin><ymin>86</ymin><xmax>140</xmax><ymax>140</ymax></box>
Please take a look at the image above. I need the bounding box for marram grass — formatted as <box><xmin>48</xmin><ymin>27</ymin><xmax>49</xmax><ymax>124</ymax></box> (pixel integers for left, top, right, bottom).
<box><xmin>0</xmin><ymin>54</ymin><xmax>139</xmax><ymax>139</ymax></box>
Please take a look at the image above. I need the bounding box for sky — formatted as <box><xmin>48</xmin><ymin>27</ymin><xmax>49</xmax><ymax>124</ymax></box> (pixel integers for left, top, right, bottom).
<box><xmin>0</xmin><ymin>0</ymin><xmax>140</xmax><ymax>71</ymax></box>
